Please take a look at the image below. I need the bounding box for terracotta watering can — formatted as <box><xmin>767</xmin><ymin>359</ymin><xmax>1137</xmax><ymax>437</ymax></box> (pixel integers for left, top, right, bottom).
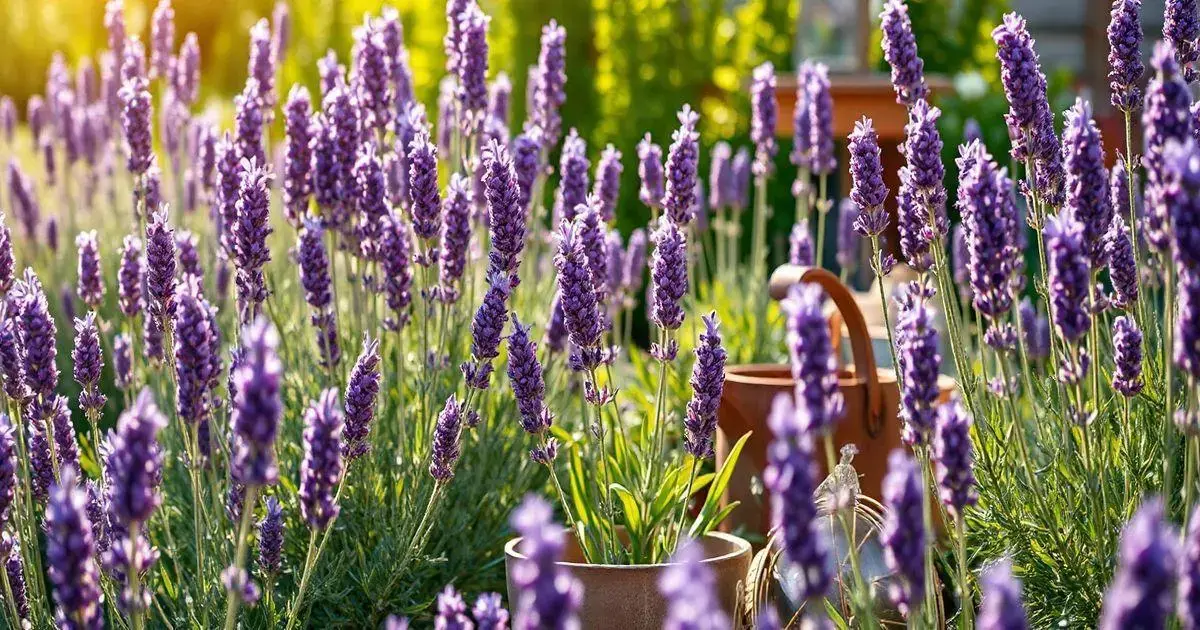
<box><xmin>715</xmin><ymin>265</ymin><xmax>954</xmax><ymax>535</ymax></box>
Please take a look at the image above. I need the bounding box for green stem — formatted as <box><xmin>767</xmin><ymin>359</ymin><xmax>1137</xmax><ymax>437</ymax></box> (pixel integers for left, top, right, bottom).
<box><xmin>869</xmin><ymin>236</ymin><xmax>902</xmax><ymax>381</ymax></box>
<box><xmin>283</xmin><ymin>529</ymin><xmax>322</xmax><ymax>630</ymax></box>
<box><xmin>222</xmin><ymin>485</ymin><xmax>260</xmax><ymax>630</ymax></box>
<box><xmin>1166</xmin><ymin>265</ymin><xmax>1179</xmax><ymax>513</ymax></box>
<box><xmin>130</xmin><ymin>520</ymin><xmax>144</xmax><ymax>630</ymax></box>
<box><xmin>815</xmin><ymin>174</ymin><xmax>828</xmax><ymax>266</ymax></box>
<box><xmin>956</xmin><ymin>514</ymin><xmax>972</xmax><ymax>630</ymax></box>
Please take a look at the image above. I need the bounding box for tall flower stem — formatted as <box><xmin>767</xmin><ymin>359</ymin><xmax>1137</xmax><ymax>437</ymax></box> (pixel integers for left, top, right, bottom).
<box><xmin>1165</xmin><ymin>265</ymin><xmax>1179</xmax><ymax>512</ymax></box>
<box><xmin>586</xmin><ymin>366</ymin><xmax>620</xmax><ymax>563</ymax></box>
<box><xmin>868</xmin><ymin>235</ymin><xmax>901</xmax><ymax>378</ymax></box>
<box><xmin>955</xmin><ymin>514</ymin><xmax>971</xmax><ymax>630</ymax></box>
<box><xmin>750</xmin><ymin>175</ymin><xmax>770</xmax><ymax>283</ymax></box>
<box><xmin>130</xmin><ymin>520</ymin><xmax>144</xmax><ymax>630</ymax></box>
<box><xmin>283</xmin><ymin>529</ymin><xmax>321</xmax><ymax>630</ymax></box>
<box><xmin>815</xmin><ymin>174</ymin><xmax>828</xmax><ymax>266</ymax></box>
<box><xmin>186</xmin><ymin>423</ymin><xmax>208</xmax><ymax>626</ymax></box>
<box><xmin>222</xmin><ymin>485</ymin><xmax>260</xmax><ymax>630</ymax></box>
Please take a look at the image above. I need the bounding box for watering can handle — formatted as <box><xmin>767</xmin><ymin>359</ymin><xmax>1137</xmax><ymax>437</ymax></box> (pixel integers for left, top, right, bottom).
<box><xmin>767</xmin><ymin>265</ymin><xmax>885</xmax><ymax>432</ymax></box>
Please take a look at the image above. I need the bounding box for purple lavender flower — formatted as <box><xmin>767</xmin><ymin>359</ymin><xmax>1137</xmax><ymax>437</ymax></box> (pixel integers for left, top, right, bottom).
<box><xmin>119</xmin><ymin>75</ymin><xmax>153</xmax><ymax>177</ymax></box>
<box><xmin>113</xmin><ymin>332</ymin><xmax>133</xmax><ymax>389</ymax></box>
<box><xmin>435</xmin><ymin>585</ymin><xmax>472</xmax><ymax>629</ymax></box>
<box><xmin>1143</xmin><ymin>41</ymin><xmax>1193</xmax><ymax>253</ymax></box>
<box><xmin>233</xmin><ymin>160</ymin><xmax>273</xmax><ymax>322</ymax></box>
<box><xmin>75</xmin><ymin>230</ymin><xmax>105</xmax><ymax>308</ymax></box>
<box><xmin>881</xmin><ymin>0</ymin><xmax>927</xmax><ymax>106</ymax></box>
<box><xmin>8</xmin><ymin>161</ymin><xmax>39</xmax><ymax>241</ymax></box>
<box><xmin>649</xmin><ymin>218</ymin><xmax>688</xmax><ymax>332</ymax></box>
<box><xmin>27</xmin><ymin>417</ymin><xmax>52</xmax><ymax>502</ymax></box>
<box><xmin>554</xmin><ymin>221</ymin><xmax>605</xmax><ymax>352</ymax></box>
<box><xmin>507</xmin><ymin>313</ymin><xmax>552</xmax><ymax>437</ymax></box>
<box><xmin>510</xmin><ymin>496</ymin><xmax>582</xmax><ymax>629</ymax></box>
<box><xmin>149</xmin><ymin>0</ymin><xmax>174</xmax><ymax>80</ymax></box>
<box><xmin>105</xmin><ymin>0</ymin><xmax>126</xmax><ymax>67</ymax></box>
<box><xmin>659</xmin><ymin>539</ymin><xmax>730</xmax><ymax>630</ymax></box>
<box><xmin>455</xmin><ymin>3</ymin><xmax>490</xmax><ymax>130</ymax></box>
<box><xmin>247</xmin><ymin>18</ymin><xmax>276</xmax><ymax>112</ymax></box>
<box><xmin>465</xmin><ymin>274</ymin><xmax>512</xmax><ymax>389</ymax></box>
<box><xmin>684</xmin><ymin>313</ymin><xmax>727</xmax><ymax>458</ymax></box>
<box><xmin>750</xmin><ymin>63</ymin><xmax>777</xmax><ymax>176</ymax></box>
<box><xmin>531</xmin><ymin>21</ymin><xmax>567</xmax><ymax>150</ymax></box>
<box><xmin>763</xmin><ymin>395</ymin><xmax>831</xmax><ymax>601</ymax></box>
<box><xmin>511</xmin><ymin>127</ymin><xmax>541</xmax><ymax>213</ymax></box>
<box><xmin>993</xmin><ymin>13</ymin><xmax>1052</xmax><ymax>160</ymax></box>
<box><xmin>408</xmin><ymin>128</ymin><xmax>441</xmax><ymax>244</ymax></box>
<box><xmin>342</xmin><ymin>338</ymin><xmax>381</xmax><ymax>461</ymax></box>
<box><xmin>638</xmin><ymin>134</ymin><xmax>665</xmax><ymax>209</ymax></box>
<box><xmin>1044</xmin><ymin>210</ymin><xmax>1092</xmax><ymax>343</ymax></box>
<box><xmin>593</xmin><ymin>144</ymin><xmax>623</xmax><ymax>222</ymax></box>
<box><xmin>176</xmin><ymin>32</ymin><xmax>201</xmax><ymax>106</ymax></box>
<box><xmin>900</xmin><ymin>99</ymin><xmax>947</xmax><ymax>247</ymax></box>
<box><xmin>46</xmin><ymin>468</ymin><xmax>103</xmax><ymax>630</ymax></box>
<box><xmin>544</xmin><ymin>292</ymin><xmax>567</xmax><ymax>354</ymax></box>
<box><xmin>16</xmin><ymin>269</ymin><xmax>58</xmax><ymax>402</ymax></box>
<box><xmin>177</xmin><ymin>230</ymin><xmax>203</xmax><ymax>280</ymax></box>
<box><xmin>485</xmin><ymin>140</ymin><xmax>527</xmax><ymax>278</ymax></box>
<box><xmin>234</xmin><ymin>78</ymin><xmax>266</xmax><ymax>168</ymax></box>
<box><xmin>283</xmin><ymin>85</ymin><xmax>314</xmax><ymax>227</ymax></box>
<box><xmin>882</xmin><ymin>450</ymin><xmax>926</xmax><ymax>618</ymax></box>
<box><xmin>300</xmin><ymin>388</ymin><xmax>344</xmax><ymax>529</ymax></box>
<box><xmin>664</xmin><ymin>106</ymin><xmax>700</xmax><ymax>225</ymax></box>
<box><xmin>72</xmin><ymin>313</ymin><xmax>106</xmax><ymax>414</ymax></box>
<box><xmin>977</xmin><ymin>561</ymin><xmax>1028</xmax><ymax>630</ymax></box>
<box><xmin>574</xmin><ymin>200</ymin><xmax>609</xmax><ymax>301</ymax></box>
<box><xmin>958</xmin><ymin>141</ymin><xmax>1020</xmax><ymax>318</ymax></box>
<box><xmin>836</xmin><ymin>199</ymin><xmax>860</xmax><ymax>273</ymax></box>
<box><xmin>107</xmin><ymin>388</ymin><xmax>167</xmax><ymax>525</ymax></box>
<box><xmin>144</xmin><ymin>208</ymin><xmax>177</xmax><ymax>327</ymax></box>
<box><xmin>849</xmin><ymin>118</ymin><xmax>890</xmax><ymax>236</ymax></box>
<box><xmin>0</xmin><ymin>415</ymin><xmax>14</xmax><ymax>523</ymax></box>
<box><xmin>354</xmin><ymin>18</ymin><xmax>391</xmax><ymax>137</ymax></box>
<box><xmin>555</xmin><ymin>130</ymin><xmax>590</xmax><ymax>225</ymax></box>
<box><xmin>0</xmin><ymin>214</ymin><xmax>12</xmax><ymax>296</ymax></box>
<box><xmin>380</xmin><ymin>212</ymin><xmax>413</xmax><ymax>331</ymax></box>
<box><xmin>430</xmin><ymin>395</ymin><xmax>464</xmax><ymax>480</ymax></box>
<box><xmin>791</xmin><ymin>63</ymin><xmax>815</xmax><ymax>173</ymax></box>
<box><xmin>174</xmin><ymin>276</ymin><xmax>215</xmax><ymax>427</ymax></box>
<box><xmin>708</xmin><ymin>142</ymin><xmax>734</xmax><ymax>210</ymax></box>
<box><xmin>1111</xmin><ymin>315</ymin><xmax>1144</xmax><ymax>397</ymax></box>
<box><xmin>1098</xmin><ymin>497</ymin><xmax>1178</xmax><ymax>629</ymax></box>
<box><xmin>932</xmin><ymin>397</ymin><xmax>976</xmax><ymax>516</ymax></box>
<box><xmin>1105</xmin><ymin>213</ymin><xmax>1138</xmax><ymax>310</ymax></box>
<box><xmin>1165</xmin><ymin>0</ymin><xmax>1200</xmax><ymax>82</ymax></box>
<box><xmin>2</xmin><ymin>533</ymin><xmax>29</xmax><ymax>623</ymax></box>
<box><xmin>230</xmin><ymin>318</ymin><xmax>282</xmax><ymax>487</ymax></box>
<box><xmin>783</xmin><ymin>284</ymin><xmax>844</xmax><ymax>436</ymax></box>
<box><xmin>789</xmin><ymin>221</ymin><xmax>814</xmax><ymax>266</ymax></box>
<box><xmin>116</xmin><ymin>238</ymin><xmax>143</xmax><ymax>319</ymax></box>
<box><xmin>623</xmin><ymin>228</ymin><xmax>648</xmax><ymax>298</ymax></box>
<box><xmin>354</xmin><ymin>143</ymin><xmax>389</xmax><ymax>261</ymax></box>
<box><xmin>896</xmin><ymin>286</ymin><xmax>941</xmax><ymax>444</ymax></box>
<box><xmin>473</xmin><ymin>592</ymin><xmax>509</xmax><ymax>630</ymax></box>
<box><xmin>1062</xmin><ymin>99</ymin><xmax>1113</xmax><ymax>267</ymax></box>
<box><xmin>1108</xmin><ymin>0</ymin><xmax>1144</xmax><ymax>111</ymax></box>
<box><xmin>257</xmin><ymin>496</ymin><xmax>284</xmax><ymax>577</ymax></box>
<box><xmin>807</xmin><ymin>63</ymin><xmax>836</xmax><ymax>176</ymax></box>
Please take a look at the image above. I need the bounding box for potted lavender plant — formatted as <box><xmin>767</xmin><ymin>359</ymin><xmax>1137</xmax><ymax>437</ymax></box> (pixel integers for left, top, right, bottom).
<box><xmin>500</xmin><ymin>94</ymin><xmax>752</xmax><ymax>628</ymax></box>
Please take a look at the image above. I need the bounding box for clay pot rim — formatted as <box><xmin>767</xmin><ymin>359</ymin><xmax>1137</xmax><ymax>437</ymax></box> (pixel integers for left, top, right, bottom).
<box><xmin>724</xmin><ymin>363</ymin><xmax>904</xmax><ymax>387</ymax></box>
<box><xmin>504</xmin><ymin>530</ymin><xmax>751</xmax><ymax>570</ymax></box>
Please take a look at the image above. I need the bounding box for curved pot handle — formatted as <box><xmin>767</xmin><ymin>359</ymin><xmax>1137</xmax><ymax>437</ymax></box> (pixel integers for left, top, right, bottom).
<box><xmin>767</xmin><ymin>265</ymin><xmax>885</xmax><ymax>433</ymax></box>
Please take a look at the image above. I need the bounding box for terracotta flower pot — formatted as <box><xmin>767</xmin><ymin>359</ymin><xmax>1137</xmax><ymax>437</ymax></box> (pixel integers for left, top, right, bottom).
<box><xmin>504</xmin><ymin>531</ymin><xmax>752</xmax><ymax>629</ymax></box>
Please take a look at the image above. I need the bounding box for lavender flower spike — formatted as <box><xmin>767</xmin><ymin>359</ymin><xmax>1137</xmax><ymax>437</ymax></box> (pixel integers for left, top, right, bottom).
<box><xmin>555</xmin><ymin>130</ymin><xmax>590</xmax><ymax>226</ymax></box>
<box><xmin>257</xmin><ymin>496</ymin><xmax>284</xmax><ymax>578</ymax></box>
<box><xmin>1108</xmin><ymin>0</ymin><xmax>1144</xmax><ymax>111</ymax></box>
<box><xmin>17</xmin><ymin>269</ymin><xmax>59</xmax><ymax>402</ymax></box>
<box><xmin>342</xmin><ymin>337</ymin><xmax>381</xmax><ymax>461</ymax></box>
<box><xmin>408</xmin><ymin>128</ymin><xmax>442</xmax><ymax>245</ymax></box>
<box><xmin>789</xmin><ymin>221</ymin><xmax>814</xmax><ymax>266</ymax></box>
<box><xmin>1062</xmin><ymin>99</ymin><xmax>1113</xmax><ymax>267</ymax></box>
<box><xmin>593</xmin><ymin>144</ymin><xmax>623</xmax><ymax>222</ymax></box>
<box><xmin>750</xmin><ymin>63</ymin><xmax>777</xmax><ymax>176</ymax></box>
<box><xmin>1044</xmin><ymin>210</ymin><xmax>1092</xmax><ymax>344</ymax></box>
<box><xmin>763</xmin><ymin>395</ymin><xmax>831</xmax><ymax>602</ymax></box>
<box><xmin>881</xmin><ymin>0</ymin><xmax>927</xmax><ymax>106</ymax></box>
<box><xmin>807</xmin><ymin>63</ymin><xmax>836</xmax><ymax>176</ymax></box>
<box><xmin>282</xmin><ymin>85</ymin><xmax>314</xmax><ymax>227</ymax></box>
<box><xmin>1112</xmin><ymin>315</ymin><xmax>1145</xmax><ymax>397</ymax></box>
<box><xmin>976</xmin><ymin>561</ymin><xmax>1029</xmax><ymax>630</ymax></box>
<box><xmin>882</xmin><ymin>450</ymin><xmax>927</xmax><ymax>618</ymax></box>
<box><xmin>174</xmin><ymin>276</ymin><xmax>216</xmax><ymax>426</ymax></box>
<box><xmin>896</xmin><ymin>286</ymin><xmax>941</xmax><ymax>445</ymax></box>
<box><xmin>485</xmin><ymin>139</ymin><xmax>527</xmax><ymax>278</ymax></box>
<box><xmin>430</xmin><ymin>395</ymin><xmax>464</xmax><ymax>480</ymax></box>
<box><xmin>233</xmin><ymin>159</ymin><xmax>273</xmax><ymax>323</ymax></box>
<box><xmin>455</xmin><ymin>3</ymin><xmax>490</xmax><ymax>130</ymax></box>
<box><xmin>145</xmin><ymin>208</ymin><xmax>177</xmax><ymax>323</ymax></box>
<box><xmin>1142</xmin><ymin>41</ymin><xmax>1193</xmax><ymax>253</ymax></box>
<box><xmin>958</xmin><ymin>141</ymin><xmax>1020</xmax><ymax>319</ymax></box>
<box><xmin>663</xmin><ymin>106</ymin><xmax>700</xmax><ymax>225</ymax></box>
<box><xmin>45</xmin><ymin>468</ymin><xmax>103</xmax><ymax>630</ymax></box>
<box><xmin>1098</xmin><ymin>497</ymin><xmax>1178</xmax><ymax>630</ymax></box>
<box><xmin>0</xmin><ymin>214</ymin><xmax>12</xmax><ymax>296</ymax></box>
<box><xmin>1165</xmin><ymin>0</ymin><xmax>1200</xmax><ymax>82</ymax></box>
<box><xmin>473</xmin><ymin>592</ymin><xmax>509</xmax><ymax>630</ymax></box>
<box><xmin>638</xmin><ymin>134</ymin><xmax>665</xmax><ymax>208</ymax></box>
<box><xmin>649</xmin><ymin>218</ymin><xmax>689</xmax><ymax>332</ymax></box>
<box><xmin>932</xmin><ymin>397</ymin><xmax>977</xmax><ymax>516</ymax></box>
<box><xmin>120</xmin><ymin>74</ymin><xmax>153</xmax><ymax>178</ymax></box>
<box><xmin>75</xmin><ymin>231</ymin><xmax>105</xmax><ymax>308</ymax></box>
<box><xmin>115</xmin><ymin>236</ymin><xmax>142</xmax><ymax>316</ymax></box>
<box><xmin>439</xmin><ymin>173</ymin><xmax>473</xmax><ymax>302</ymax></box>
<box><xmin>0</xmin><ymin>415</ymin><xmax>14</xmax><ymax>524</ymax></box>
<box><xmin>1105</xmin><ymin>206</ymin><xmax>1139</xmax><ymax>311</ymax></box>
<box><xmin>507</xmin><ymin>313</ymin><xmax>553</xmax><ymax>437</ymax></box>
<box><xmin>72</xmin><ymin>313</ymin><xmax>107</xmax><ymax>415</ymax></box>
<box><xmin>107</xmin><ymin>388</ymin><xmax>168</xmax><ymax>526</ymax></box>
<box><xmin>782</xmin><ymin>284</ymin><xmax>844</xmax><ymax>436</ymax></box>
<box><xmin>849</xmin><ymin>118</ymin><xmax>890</xmax><ymax>237</ymax></box>
<box><xmin>230</xmin><ymin>318</ymin><xmax>283</xmax><ymax>487</ymax></box>
<box><xmin>660</xmin><ymin>539</ymin><xmax>730</xmax><ymax>630</ymax></box>
<box><xmin>531</xmin><ymin>21</ymin><xmax>567</xmax><ymax>150</ymax></box>
<box><xmin>684</xmin><ymin>313</ymin><xmax>727</xmax><ymax>458</ymax></box>
<box><xmin>510</xmin><ymin>495</ymin><xmax>582</xmax><ymax>629</ymax></box>
<box><xmin>553</xmin><ymin>222</ymin><xmax>605</xmax><ymax>353</ymax></box>
<box><xmin>300</xmin><ymin>388</ymin><xmax>344</xmax><ymax>529</ymax></box>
